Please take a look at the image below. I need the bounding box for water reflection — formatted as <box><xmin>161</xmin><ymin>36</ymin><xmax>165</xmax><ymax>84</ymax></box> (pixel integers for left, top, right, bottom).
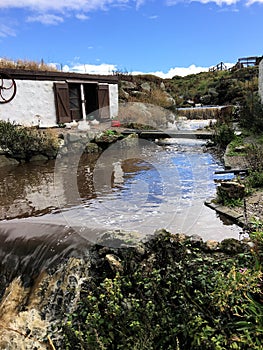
<box><xmin>0</xmin><ymin>162</ymin><xmax>56</xmax><ymax>220</ymax></box>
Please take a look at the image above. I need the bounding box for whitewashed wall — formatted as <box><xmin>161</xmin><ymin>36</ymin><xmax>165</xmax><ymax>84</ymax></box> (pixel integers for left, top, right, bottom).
<box><xmin>109</xmin><ymin>83</ymin><xmax>119</xmax><ymax>118</ymax></box>
<box><xmin>259</xmin><ymin>60</ymin><xmax>263</xmax><ymax>103</ymax></box>
<box><xmin>0</xmin><ymin>80</ymin><xmax>58</xmax><ymax>127</ymax></box>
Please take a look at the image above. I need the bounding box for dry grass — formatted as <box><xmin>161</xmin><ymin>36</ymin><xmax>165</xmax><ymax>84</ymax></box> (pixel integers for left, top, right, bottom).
<box><xmin>127</xmin><ymin>88</ymin><xmax>174</xmax><ymax>109</ymax></box>
<box><xmin>0</xmin><ymin>58</ymin><xmax>58</xmax><ymax>71</ymax></box>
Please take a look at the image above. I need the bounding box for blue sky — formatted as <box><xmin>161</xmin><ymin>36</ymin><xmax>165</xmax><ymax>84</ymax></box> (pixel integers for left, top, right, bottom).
<box><xmin>0</xmin><ymin>0</ymin><xmax>263</xmax><ymax>77</ymax></box>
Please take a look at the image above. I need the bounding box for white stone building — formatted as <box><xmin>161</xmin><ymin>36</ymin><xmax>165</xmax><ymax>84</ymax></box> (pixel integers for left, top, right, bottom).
<box><xmin>0</xmin><ymin>69</ymin><xmax>118</xmax><ymax>127</ymax></box>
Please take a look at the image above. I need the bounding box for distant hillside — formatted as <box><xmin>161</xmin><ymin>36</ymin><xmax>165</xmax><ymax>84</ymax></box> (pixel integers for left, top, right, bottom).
<box><xmin>119</xmin><ymin>66</ymin><xmax>259</xmax><ymax>108</ymax></box>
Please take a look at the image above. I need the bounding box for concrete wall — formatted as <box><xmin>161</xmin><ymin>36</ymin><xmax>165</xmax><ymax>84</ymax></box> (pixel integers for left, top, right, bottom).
<box><xmin>0</xmin><ymin>80</ymin><xmax>119</xmax><ymax>127</ymax></box>
<box><xmin>259</xmin><ymin>60</ymin><xmax>263</xmax><ymax>103</ymax></box>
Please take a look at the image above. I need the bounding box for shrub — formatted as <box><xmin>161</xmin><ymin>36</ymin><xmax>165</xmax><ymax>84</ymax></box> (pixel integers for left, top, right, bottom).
<box><xmin>0</xmin><ymin>121</ymin><xmax>60</xmax><ymax>161</ymax></box>
<box><xmin>246</xmin><ymin>171</ymin><xmax>263</xmax><ymax>189</ymax></box>
<box><xmin>245</xmin><ymin>144</ymin><xmax>263</xmax><ymax>172</ymax></box>
<box><xmin>239</xmin><ymin>93</ymin><xmax>263</xmax><ymax>132</ymax></box>
<box><xmin>61</xmin><ymin>231</ymin><xmax>263</xmax><ymax>350</ymax></box>
<box><xmin>212</xmin><ymin>122</ymin><xmax>235</xmax><ymax>150</ymax></box>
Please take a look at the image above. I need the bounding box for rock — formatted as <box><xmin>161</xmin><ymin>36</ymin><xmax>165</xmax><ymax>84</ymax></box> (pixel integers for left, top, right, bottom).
<box><xmin>84</xmin><ymin>142</ymin><xmax>100</xmax><ymax>153</ymax></box>
<box><xmin>219</xmin><ymin>238</ymin><xmax>244</xmax><ymax>254</ymax></box>
<box><xmin>66</xmin><ymin>133</ymin><xmax>89</xmax><ymax>144</ymax></box>
<box><xmin>90</xmin><ymin>119</ymin><xmax>100</xmax><ymax>126</ymax></box>
<box><xmin>0</xmin><ymin>155</ymin><xmax>19</xmax><ymax>167</ymax></box>
<box><xmin>105</xmin><ymin>254</ymin><xmax>123</xmax><ymax>272</ymax></box>
<box><xmin>189</xmin><ymin>234</ymin><xmax>203</xmax><ymax>246</ymax></box>
<box><xmin>234</xmin><ymin>145</ymin><xmax>247</xmax><ymax>153</ymax></box>
<box><xmin>205</xmin><ymin>240</ymin><xmax>219</xmax><ymax>251</ymax></box>
<box><xmin>160</xmin><ymin>82</ymin><xmax>166</xmax><ymax>90</ymax></box>
<box><xmin>97</xmin><ymin>230</ymin><xmax>141</xmax><ymax>248</ymax></box>
<box><xmin>77</xmin><ymin>121</ymin><xmax>90</xmax><ymax>131</ymax></box>
<box><xmin>172</xmin><ymin>233</ymin><xmax>187</xmax><ymax>243</ymax></box>
<box><xmin>0</xmin><ymin>147</ymin><xmax>6</xmax><ymax>155</ymax></box>
<box><xmin>141</xmin><ymin>82</ymin><xmax>151</xmax><ymax>92</ymax></box>
<box><xmin>29</xmin><ymin>154</ymin><xmax>49</xmax><ymax>162</ymax></box>
<box><xmin>119</xmin><ymin>133</ymin><xmax>139</xmax><ymax>148</ymax></box>
<box><xmin>121</xmin><ymin>80</ymin><xmax>136</xmax><ymax>90</ymax></box>
<box><xmin>131</xmin><ymin>90</ymin><xmax>146</xmax><ymax>97</ymax></box>
<box><xmin>119</xmin><ymin>88</ymin><xmax>130</xmax><ymax>100</ymax></box>
<box><xmin>163</xmin><ymin>92</ymin><xmax>176</xmax><ymax>106</ymax></box>
<box><xmin>217</xmin><ymin>181</ymin><xmax>245</xmax><ymax>201</ymax></box>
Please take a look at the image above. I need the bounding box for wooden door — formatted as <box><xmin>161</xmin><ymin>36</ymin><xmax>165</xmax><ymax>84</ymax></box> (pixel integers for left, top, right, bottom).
<box><xmin>54</xmin><ymin>83</ymin><xmax>71</xmax><ymax>123</ymax></box>
<box><xmin>97</xmin><ymin>84</ymin><xmax>110</xmax><ymax>120</ymax></box>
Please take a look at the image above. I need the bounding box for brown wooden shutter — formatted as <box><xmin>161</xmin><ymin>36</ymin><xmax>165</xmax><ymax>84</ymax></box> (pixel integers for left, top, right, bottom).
<box><xmin>97</xmin><ymin>84</ymin><xmax>110</xmax><ymax>120</ymax></box>
<box><xmin>54</xmin><ymin>83</ymin><xmax>71</xmax><ymax>123</ymax></box>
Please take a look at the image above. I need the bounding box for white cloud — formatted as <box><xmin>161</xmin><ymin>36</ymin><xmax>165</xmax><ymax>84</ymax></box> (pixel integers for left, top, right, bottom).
<box><xmin>246</xmin><ymin>0</ymin><xmax>263</xmax><ymax>4</ymax></box>
<box><xmin>0</xmin><ymin>0</ymin><xmax>130</xmax><ymax>12</ymax></box>
<box><xmin>27</xmin><ymin>14</ymin><xmax>64</xmax><ymax>25</ymax></box>
<box><xmin>0</xmin><ymin>0</ymin><xmax>261</xmax><ymax>15</ymax></box>
<box><xmin>75</xmin><ymin>13</ymin><xmax>90</xmax><ymax>20</ymax></box>
<box><xmin>135</xmin><ymin>0</ymin><xmax>146</xmax><ymax>9</ymax></box>
<box><xmin>132</xmin><ymin>64</ymin><xmax>210</xmax><ymax>78</ymax></box>
<box><xmin>0</xmin><ymin>24</ymin><xmax>16</xmax><ymax>38</ymax></box>
<box><xmin>64</xmin><ymin>62</ymin><xmax>118</xmax><ymax>75</ymax></box>
<box><xmin>195</xmin><ymin>0</ymin><xmax>239</xmax><ymax>4</ymax></box>
<box><xmin>167</xmin><ymin>0</ymin><xmax>263</xmax><ymax>5</ymax></box>
<box><xmin>62</xmin><ymin>62</ymin><xmax>235</xmax><ymax>78</ymax></box>
<box><xmin>166</xmin><ymin>0</ymin><xmax>240</xmax><ymax>4</ymax></box>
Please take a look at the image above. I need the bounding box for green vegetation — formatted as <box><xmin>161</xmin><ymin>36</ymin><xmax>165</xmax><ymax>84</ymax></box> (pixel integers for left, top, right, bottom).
<box><xmin>95</xmin><ymin>129</ymin><xmax>124</xmax><ymax>149</ymax></box>
<box><xmin>167</xmin><ymin>67</ymin><xmax>259</xmax><ymax>107</ymax></box>
<box><xmin>243</xmin><ymin>143</ymin><xmax>263</xmax><ymax>189</ymax></box>
<box><xmin>211</xmin><ymin>122</ymin><xmax>236</xmax><ymax>150</ymax></box>
<box><xmin>61</xmin><ymin>231</ymin><xmax>263</xmax><ymax>350</ymax></box>
<box><xmin>0</xmin><ymin>120</ymin><xmax>60</xmax><ymax>161</ymax></box>
<box><xmin>120</xmin><ymin>66</ymin><xmax>259</xmax><ymax>108</ymax></box>
<box><xmin>239</xmin><ymin>93</ymin><xmax>263</xmax><ymax>133</ymax></box>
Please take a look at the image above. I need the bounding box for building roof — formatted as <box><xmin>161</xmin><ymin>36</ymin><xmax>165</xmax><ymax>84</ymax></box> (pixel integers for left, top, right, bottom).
<box><xmin>0</xmin><ymin>68</ymin><xmax>119</xmax><ymax>84</ymax></box>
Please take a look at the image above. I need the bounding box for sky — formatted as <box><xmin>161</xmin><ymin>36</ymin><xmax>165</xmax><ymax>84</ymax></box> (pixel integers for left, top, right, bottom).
<box><xmin>0</xmin><ymin>0</ymin><xmax>263</xmax><ymax>78</ymax></box>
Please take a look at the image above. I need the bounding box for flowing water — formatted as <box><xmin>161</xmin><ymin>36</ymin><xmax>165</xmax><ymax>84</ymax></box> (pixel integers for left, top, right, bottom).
<box><xmin>0</xmin><ymin>137</ymin><xmax>241</xmax><ymax>249</ymax></box>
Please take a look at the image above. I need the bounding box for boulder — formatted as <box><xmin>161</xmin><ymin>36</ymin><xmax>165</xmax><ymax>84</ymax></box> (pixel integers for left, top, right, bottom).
<box><xmin>121</xmin><ymin>80</ymin><xmax>136</xmax><ymax>90</ymax></box>
<box><xmin>29</xmin><ymin>154</ymin><xmax>49</xmax><ymax>162</ymax></box>
<box><xmin>160</xmin><ymin>82</ymin><xmax>166</xmax><ymax>90</ymax></box>
<box><xmin>0</xmin><ymin>155</ymin><xmax>19</xmax><ymax>167</ymax></box>
<box><xmin>217</xmin><ymin>181</ymin><xmax>245</xmax><ymax>202</ymax></box>
<box><xmin>141</xmin><ymin>82</ymin><xmax>151</xmax><ymax>92</ymax></box>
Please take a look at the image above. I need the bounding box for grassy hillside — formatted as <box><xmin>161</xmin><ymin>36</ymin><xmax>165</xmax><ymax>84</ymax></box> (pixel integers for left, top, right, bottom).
<box><xmin>120</xmin><ymin>66</ymin><xmax>259</xmax><ymax>108</ymax></box>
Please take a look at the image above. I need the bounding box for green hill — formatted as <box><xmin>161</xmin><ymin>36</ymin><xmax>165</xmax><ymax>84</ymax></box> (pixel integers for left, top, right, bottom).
<box><xmin>119</xmin><ymin>66</ymin><xmax>259</xmax><ymax>108</ymax></box>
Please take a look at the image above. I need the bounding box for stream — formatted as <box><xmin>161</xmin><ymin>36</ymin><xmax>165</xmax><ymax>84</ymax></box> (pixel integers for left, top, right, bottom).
<box><xmin>0</xmin><ymin>136</ymin><xmax>241</xmax><ymax>250</ymax></box>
